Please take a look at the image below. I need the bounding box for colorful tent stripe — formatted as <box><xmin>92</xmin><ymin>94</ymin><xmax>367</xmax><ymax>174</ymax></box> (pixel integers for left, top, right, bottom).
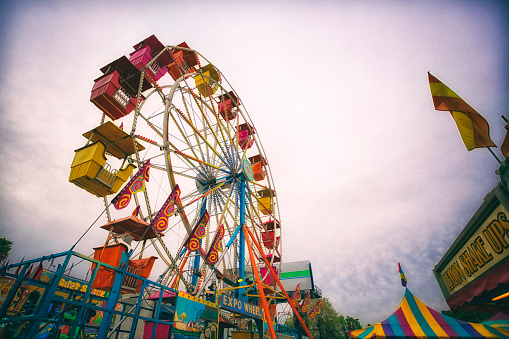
<box><xmin>350</xmin><ymin>289</ymin><xmax>509</xmax><ymax>338</ymax></box>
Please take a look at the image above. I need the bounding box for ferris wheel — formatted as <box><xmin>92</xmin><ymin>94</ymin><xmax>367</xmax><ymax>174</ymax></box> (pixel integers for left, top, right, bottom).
<box><xmin>70</xmin><ymin>35</ymin><xmax>282</xmax><ymax>298</ymax></box>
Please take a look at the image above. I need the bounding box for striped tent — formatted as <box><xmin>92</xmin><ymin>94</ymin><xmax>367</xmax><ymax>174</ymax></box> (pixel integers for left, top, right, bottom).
<box><xmin>350</xmin><ymin>289</ymin><xmax>509</xmax><ymax>338</ymax></box>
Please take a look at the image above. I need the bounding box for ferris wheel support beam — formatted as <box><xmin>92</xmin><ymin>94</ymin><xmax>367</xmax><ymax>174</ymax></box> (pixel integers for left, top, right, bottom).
<box><xmin>244</xmin><ymin>225</ymin><xmax>313</xmax><ymax>339</ymax></box>
<box><xmin>238</xmin><ymin>177</ymin><xmax>247</xmax><ymax>300</ymax></box>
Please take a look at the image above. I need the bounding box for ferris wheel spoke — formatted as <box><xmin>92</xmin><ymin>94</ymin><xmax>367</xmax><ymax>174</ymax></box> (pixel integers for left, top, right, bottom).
<box><xmin>170</xmin><ymin>98</ymin><xmax>233</xmax><ymax>171</ymax></box>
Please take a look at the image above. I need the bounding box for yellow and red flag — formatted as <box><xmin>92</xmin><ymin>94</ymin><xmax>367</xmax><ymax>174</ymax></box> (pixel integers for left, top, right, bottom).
<box><xmin>112</xmin><ymin>160</ymin><xmax>150</xmax><ymax>210</ymax></box>
<box><xmin>183</xmin><ymin>211</ymin><xmax>209</xmax><ymax>252</ymax></box>
<box><xmin>501</xmin><ymin>123</ymin><xmax>509</xmax><ymax>158</ymax></box>
<box><xmin>428</xmin><ymin>73</ymin><xmax>495</xmax><ymax>151</ymax></box>
<box><xmin>205</xmin><ymin>224</ymin><xmax>225</xmax><ymax>265</ymax></box>
<box><xmin>289</xmin><ymin>283</ymin><xmax>301</xmax><ymax>307</ymax></box>
<box><xmin>308</xmin><ymin>299</ymin><xmax>323</xmax><ymax>319</ymax></box>
<box><xmin>298</xmin><ymin>291</ymin><xmax>311</xmax><ymax>313</ymax></box>
<box><xmin>150</xmin><ymin>185</ymin><xmax>180</xmax><ymax>233</ymax></box>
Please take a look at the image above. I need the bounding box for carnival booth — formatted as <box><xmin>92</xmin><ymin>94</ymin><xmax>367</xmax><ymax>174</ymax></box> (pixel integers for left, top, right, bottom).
<box><xmin>349</xmin><ymin>289</ymin><xmax>509</xmax><ymax>338</ymax></box>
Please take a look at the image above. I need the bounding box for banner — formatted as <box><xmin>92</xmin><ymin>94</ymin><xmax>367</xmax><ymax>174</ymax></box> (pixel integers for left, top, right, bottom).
<box><xmin>112</xmin><ymin>160</ymin><xmax>150</xmax><ymax>210</ymax></box>
<box><xmin>308</xmin><ymin>299</ymin><xmax>323</xmax><ymax>319</ymax></box>
<box><xmin>289</xmin><ymin>283</ymin><xmax>301</xmax><ymax>307</ymax></box>
<box><xmin>298</xmin><ymin>291</ymin><xmax>311</xmax><ymax>313</ymax></box>
<box><xmin>150</xmin><ymin>185</ymin><xmax>181</xmax><ymax>233</ymax></box>
<box><xmin>183</xmin><ymin>211</ymin><xmax>209</xmax><ymax>252</ymax></box>
<box><xmin>205</xmin><ymin>224</ymin><xmax>225</xmax><ymax>265</ymax></box>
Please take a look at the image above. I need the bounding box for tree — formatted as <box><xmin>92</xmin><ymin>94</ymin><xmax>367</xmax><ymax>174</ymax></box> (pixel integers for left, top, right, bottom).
<box><xmin>284</xmin><ymin>297</ymin><xmax>362</xmax><ymax>339</ymax></box>
<box><xmin>0</xmin><ymin>237</ymin><xmax>13</xmax><ymax>263</ymax></box>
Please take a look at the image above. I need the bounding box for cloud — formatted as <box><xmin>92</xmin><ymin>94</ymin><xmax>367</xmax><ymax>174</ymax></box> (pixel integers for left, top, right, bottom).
<box><xmin>0</xmin><ymin>0</ymin><xmax>508</xmax><ymax>327</ymax></box>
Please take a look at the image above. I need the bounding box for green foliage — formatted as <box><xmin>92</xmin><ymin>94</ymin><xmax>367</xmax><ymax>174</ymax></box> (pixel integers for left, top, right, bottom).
<box><xmin>0</xmin><ymin>238</ymin><xmax>13</xmax><ymax>262</ymax></box>
<box><xmin>284</xmin><ymin>297</ymin><xmax>362</xmax><ymax>339</ymax></box>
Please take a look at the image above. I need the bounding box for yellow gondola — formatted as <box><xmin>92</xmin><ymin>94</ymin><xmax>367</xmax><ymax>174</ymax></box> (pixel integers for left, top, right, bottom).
<box><xmin>69</xmin><ymin>121</ymin><xmax>144</xmax><ymax>197</ymax></box>
<box><xmin>195</xmin><ymin>64</ymin><xmax>220</xmax><ymax>96</ymax></box>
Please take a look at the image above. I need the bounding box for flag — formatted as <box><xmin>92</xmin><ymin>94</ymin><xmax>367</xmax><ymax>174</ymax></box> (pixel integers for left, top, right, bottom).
<box><xmin>398</xmin><ymin>262</ymin><xmax>407</xmax><ymax>287</ymax></box>
<box><xmin>15</xmin><ymin>256</ymin><xmax>25</xmax><ymax>275</ymax></box>
<box><xmin>298</xmin><ymin>291</ymin><xmax>311</xmax><ymax>313</ymax></box>
<box><xmin>501</xmin><ymin>122</ymin><xmax>509</xmax><ymax>158</ymax></box>
<box><xmin>25</xmin><ymin>264</ymin><xmax>33</xmax><ymax>278</ymax></box>
<box><xmin>131</xmin><ymin>205</ymin><xmax>141</xmax><ymax>217</ymax></box>
<box><xmin>428</xmin><ymin>73</ymin><xmax>496</xmax><ymax>151</ymax></box>
<box><xmin>112</xmin><ymin>160</ymin><xmax>150</xmax><ymax>210</ymax></box>
<box><xmin>182</xmin><ymin>211</ymin><xmax>209</xmax><ymax>252</ymax></box>
<box><xmin>308</xmin><ymin>299</ymin><xmax>323</xmax><ymax>319</ymax></box>
<box><xmin>289</xmin><ymin>283</ymin><xmax>301</xmax><ymax>307</ymax></box>
<box><xmin>205</xmin><ymin>224</ymin><xmax>225</xmax><ymax>265</ymax></box>
<box><xmin>150</xmin><ymin>185</ymin><xmax>181</xmax><ymax>233</ymax></box>
<box><xmin>32</xmin><ymin>262</ymin><xmax>43</xmax><ymax>280</ymax></box>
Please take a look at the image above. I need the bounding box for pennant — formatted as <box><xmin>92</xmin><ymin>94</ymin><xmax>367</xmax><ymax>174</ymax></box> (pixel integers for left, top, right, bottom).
<box><xmin>501</xmin><ymin>122</ymin><xmax>509</xmax><ymax>158</ymax></box>
<box><xmin>25</xmin><ymin>264</ymin><xmax>33</xmax><ymax>278</ymax></box>
<box><xmin>132</xmin><ymin>205</ymin><xmax>141</xmax><ymax>217</ymax></box>
<box><xmin>289</xmin><ymin>283</ymin><xmax>301</xmax><ymax>307</ymax></box>
<box><xmin>298</xmin><ymin>291</ymin><xmax>311</xmax><ymax>313</ymax></box>
<box><xmin>15</xmin><ymin>256</ymin><xmax>25</xmax><ymax>275</ymax></box>
<box><xmin>428</xmin><ymin>73</ymin><xmax>496</xmax><ymax>151</ymax></box>
<box><xmin>205</xmin><ymin>224</ymin><xmax>225</xmax><ymax>265</ymax></box>
<box><xmin>182</xmin><ymin>211</ymin><xmax>209</xmax><ymax>252</ymax></box>
<box><xmin>398</xmin><ymin>262</ymin><xmax>407</xmax><ymax>287</ymax></box>
<box><xmin>308</xmin><ymin>299</ymin><xmax>323</xmax><ymax>319</ymax></box>
<box><xmin>112</xmin><ymin>160</ymin><xmax>150</xmax><ymax>210</ymax></box>
<box><xmin>150</xmin><ymin>185</ymin><xmax>181</xmax><ymax>233</ymax></box>
<box><xmin>32</xmin><ymin>262</ymin><xmax>43</xmax><ymax>280</ymax></box>
<box><xmin>50</xmin><ymin>257</ymin><xmax>55</xmax><ymax>267</ymax></box>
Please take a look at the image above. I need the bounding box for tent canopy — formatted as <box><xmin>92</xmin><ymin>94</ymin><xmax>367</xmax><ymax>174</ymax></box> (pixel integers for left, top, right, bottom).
<box><xmin>350</xmin><ymin>289</ymin><xmax>509</xmax><ymax>338</ymax></box>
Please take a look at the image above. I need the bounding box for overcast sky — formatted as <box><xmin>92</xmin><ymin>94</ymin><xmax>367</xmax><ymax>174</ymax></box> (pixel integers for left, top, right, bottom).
<box><xmin>1</xmin><ymin>0</ymin><xmax>508</xmax><ymax>326</ymax></box>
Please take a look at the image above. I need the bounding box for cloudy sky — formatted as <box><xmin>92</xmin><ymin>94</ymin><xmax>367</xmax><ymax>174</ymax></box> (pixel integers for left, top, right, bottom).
<box><xmin>1</xmin><ymin>0</ymin><xmax>508</xmax><ymax>326</ymax></box>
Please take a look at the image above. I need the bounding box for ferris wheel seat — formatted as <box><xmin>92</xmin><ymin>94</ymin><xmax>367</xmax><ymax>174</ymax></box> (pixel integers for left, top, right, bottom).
<box><xmin>263</xmin><ymin>220</ymin><xmax>280</xmax><ymax>231</ymax></box>
<box><xmin>167</xmin><ymin>42</ymin><xmax>199</xmax><ymax>80</ymax></box>
<box><xmin>69</xmin><ymin>141</ymin><xmax>136</xmax><ymax>197</ymax></box>
<box><xmin>264</xmin><ymin>254</ymin><xmax>281</xmax><ymax>263</ymax></box>
<box><xmin>217</xmin><ymin>91</ymin><xmax>239</xmax><ymax>120</ymax></box>
<box><xmin>91</xmin><ymin>243</ymin><xmax>157</xmax><ymax>294</ymax></box>
<box><xmin>260</xmin><ymin>266</ymin><xmax>278</xmax><ymax>286</ymax></box>
<box><xmin>90</xmin><ymin>70</ymin><xmax>144</xmax><ymax>121</ymax></box>
<box><xmin>236</xmin><ymin>130</ymin><xmax>254</xmax><ymax>150</ymax></box>
<box><xmin>251</xmin><ymin>162</ymin><xmax>266</xmax><ymax>181</ymax></box>
<box><xmin>82</xmin><ymin>121</ymin><xmax>145</xmax><ymax>159</ymax></box>
<box><xmin>100</xmin><ymin>215</ymin><xmax>161</xmax><ymax>241</ymax></box>
<box><xmin>132</xmin><ymin>35</ymin><xmax>174</xmax><ymax>65</ymax></box>
<box><xmin>129</xmin><ymin>44</ymin><xmax>168</xmax><ymax>81</ymax></box>
<box><xmin>218</xmin><ymin>99</ymin><xmax>238</xmax><ymax>120</ymax></box>
<box><xmin>195</xmin><ymin>64</ymin><xmax>220</xmax><ymax>96</ymax></box>
<box><xmin>258</xmin><ymin>197</ymin><xmax>273</xmax><ymax>215</ymax></box>
<box><xmin>261</xmin><ymin>231</ymin><xmax>280</xmax><ymax>249</ymax></box>
<box><xmin>257</xmin><ymin>189</ymin><xmax>275</xmax><ymax>215</ymax></box>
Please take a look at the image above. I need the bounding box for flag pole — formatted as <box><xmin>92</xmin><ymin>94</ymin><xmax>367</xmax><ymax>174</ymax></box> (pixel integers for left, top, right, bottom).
<box><xmin>488</xmin><ymin>147</ymin><xmax>502</xmax><ymax>164</ymax></box>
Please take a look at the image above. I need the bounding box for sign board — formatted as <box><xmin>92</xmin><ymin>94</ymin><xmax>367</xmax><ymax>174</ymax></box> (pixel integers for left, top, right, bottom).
<box><xmin>434</xmin><ymin>185</ymin><xmax>509</xmax><ymax>299</ymax></box>
<box><xmin>219</xmin><ymin>293</ymin><xmax>263</xmax><ymax>319</ymax></box>
<box><xmin>278</xmin><ymin>260</ymin><xmax>314</xmax><ymax>292</ymax></box>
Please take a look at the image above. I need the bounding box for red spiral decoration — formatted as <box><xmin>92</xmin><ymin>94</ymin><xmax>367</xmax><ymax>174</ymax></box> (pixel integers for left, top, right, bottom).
<box><xmin>130</xmin><ymin>175</ymin><xmax>144</xmax><ymax>193</ymax></box>
<box><xmin>195</xmin><ymin>224</ymin><xmax>206</xmax><ymax>239</ymax></box>
<box><xmin>154</xmin><ymin>216</ymin><xmax>168</xmax><ymax>232</ymax></box>
<box><xmin>207</xmin><ymin>249</ymin><xmax>218</xmax><ymax>264</ymax></box>
<box><xmin>163</xmin><ymin>201</ymin><xmax>175</xmax><ymax>217</ymax></box>
<box><xmin>114</xmin><ymin>193</ymin><xmax>131</xmax><ymax>210</ymax></box>
<box><xmin>186</xmin><ymin>237</ymin><xmax>200</xmax><ymax>251</ymax></box>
